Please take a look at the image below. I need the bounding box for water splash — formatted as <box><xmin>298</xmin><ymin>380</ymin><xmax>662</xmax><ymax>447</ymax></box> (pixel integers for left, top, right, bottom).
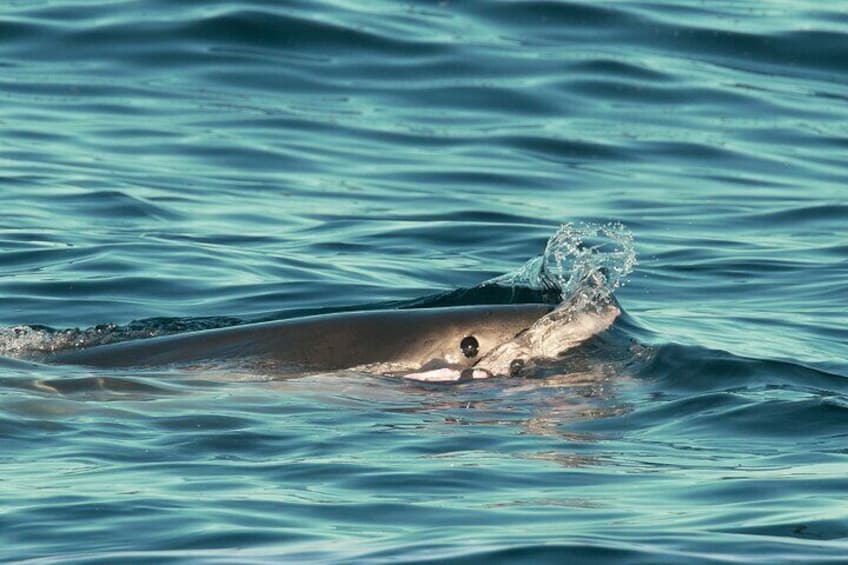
<box><xmin>0</xmin><ymin>317</ymin><xmax>242</xmax><ymax>358</ymax></box>
<box><xmin>487</xmin><ymin>222</ymin><xmax>637</xmax><ymax>310</ymax></box>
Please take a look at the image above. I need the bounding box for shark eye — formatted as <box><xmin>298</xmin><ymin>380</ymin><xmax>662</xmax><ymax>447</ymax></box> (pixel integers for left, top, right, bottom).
<box><xmin>460</xmin><ymin>336</ymin><xmax>479</xmax><ymax>358</ymax></box>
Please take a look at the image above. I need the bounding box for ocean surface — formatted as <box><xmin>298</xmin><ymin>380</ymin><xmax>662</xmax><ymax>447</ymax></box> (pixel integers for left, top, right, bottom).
<box><xmin>1</xmin><ymin>1</ymin><xmax>847</xmax><ymax>563</ymax></box>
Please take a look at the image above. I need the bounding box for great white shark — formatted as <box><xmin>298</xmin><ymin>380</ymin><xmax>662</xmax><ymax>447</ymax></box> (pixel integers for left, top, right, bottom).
<box><xmin>44</xmin><ymin>303</ymin><xmax>620</xmax><ymax>382</ymax></box>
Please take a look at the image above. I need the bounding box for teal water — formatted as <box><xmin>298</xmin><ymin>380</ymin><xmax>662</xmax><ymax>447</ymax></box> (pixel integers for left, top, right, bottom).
<box><xmin>1</xmin><ymin>1</ymin><xmax>847</xmax><ymax>563</ymax></box>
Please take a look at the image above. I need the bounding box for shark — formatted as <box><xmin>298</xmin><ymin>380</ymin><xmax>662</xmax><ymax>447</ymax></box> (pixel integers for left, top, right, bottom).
<box><xmin>44</xmin><ymin>303</ymin><xmax>620</xmax><ymax>382</ymax></box>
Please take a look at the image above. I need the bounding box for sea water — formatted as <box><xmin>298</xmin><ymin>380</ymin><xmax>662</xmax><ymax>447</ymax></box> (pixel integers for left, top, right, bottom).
<box><xmin>1</xmin><ymin>1</ymin><xmax>847</xmax><ymax>563</ymax></box>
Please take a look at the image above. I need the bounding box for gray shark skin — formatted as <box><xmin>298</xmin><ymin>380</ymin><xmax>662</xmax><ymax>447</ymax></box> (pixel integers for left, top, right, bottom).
<box><xmin>45</xmin><ymin>305</ymin><xmax>555</xmax><ymax>374</ymax></box>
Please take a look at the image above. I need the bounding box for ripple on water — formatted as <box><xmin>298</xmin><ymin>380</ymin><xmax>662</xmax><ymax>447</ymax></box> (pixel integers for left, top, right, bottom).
<box><xmin>1</xmin><ymin>0</ymin><xmax>847</xmax><ymax>563</ymax></box>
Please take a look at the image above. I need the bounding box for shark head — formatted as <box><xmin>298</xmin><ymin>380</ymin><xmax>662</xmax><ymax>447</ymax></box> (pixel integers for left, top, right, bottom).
<box><xmin>407</xmin><ymin>304</ymin><xmax>554</xmax><ymax>368</ymax></box>
<box><xmin>401</xmin><ymin>302</ymin><xmax>620</xmax><ymax>383</ymax></box>
<box><xmin>350</xmin><ymin>304</ymin><xmax>553</xmax><ymax>378</ymax></box>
